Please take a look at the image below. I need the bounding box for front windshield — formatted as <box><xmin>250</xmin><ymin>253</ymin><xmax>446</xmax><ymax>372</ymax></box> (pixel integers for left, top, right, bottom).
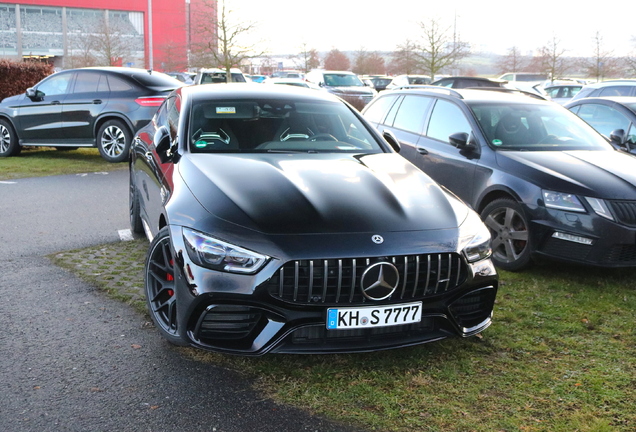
<box><xmin>468</xmin><ymin>102</ymin><xmax>612</xmax><ymax>151</ymax></box>
<box><xmin>189</xmin><ymin>98</ymin><xmax>383</xmax><ymax>153</ymax></box>
<box><xmin>323</xmin><ymin>73</ymin><xmax>364</xmax><ymax>87</ymax></box>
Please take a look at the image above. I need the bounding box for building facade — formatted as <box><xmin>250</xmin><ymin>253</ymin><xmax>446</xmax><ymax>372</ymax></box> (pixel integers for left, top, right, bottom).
<box><xmin>0</xmin><ymin>0</ymin><xmax>215</xmax><ymax>71</ymax></box>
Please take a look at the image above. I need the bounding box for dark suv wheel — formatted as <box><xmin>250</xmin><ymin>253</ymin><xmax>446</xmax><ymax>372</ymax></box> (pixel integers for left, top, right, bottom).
<box><xmin>0</xmin><ymin>119</ymin><xmax>21</xmax><ymax>157</ymax></box>
<box><xmin>481</xmin><ymin>198</ymin><xmax>532</xmax><ymax>271</ymax></box>
<box><xmin>97</xmin><ymin>119</ymin><xmax>132</xmax><ymax>163</ymax></box>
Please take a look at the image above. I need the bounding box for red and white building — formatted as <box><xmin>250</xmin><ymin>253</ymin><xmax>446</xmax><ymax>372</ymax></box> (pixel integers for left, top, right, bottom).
<box><xmin>0</xmin><ymin>0</ymin><xmax>216</xmax><ymax>71</ymax></box>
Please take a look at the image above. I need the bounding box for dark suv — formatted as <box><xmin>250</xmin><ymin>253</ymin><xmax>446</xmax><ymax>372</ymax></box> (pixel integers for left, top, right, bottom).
<box><xmin>363</xmin><ymin>87</ymin><xmax>636</xmax><ymax>270</ymax></box>
<box><xmin>0</xmin><ymin>67</ymin><xmax>183</xmax><ymax>162</ymax></box>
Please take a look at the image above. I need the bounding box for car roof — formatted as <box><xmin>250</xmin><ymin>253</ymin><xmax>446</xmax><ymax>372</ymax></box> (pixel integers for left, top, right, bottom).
<box><xmin>431</xmin><ymin>76</ymin><xmax>507</xmax><ymax>85</ymax></box>
<box><xmin>566</xmin><ymin>96</ymin><xmax>636</xmax><ymax>110</ymax></box>
<box><xmin>180</xmin><ymin>82</ymin><xmax>341</xmax><ymax>103</ymax></box>
<box><xmin>384</xmin><ymin>86</ymin><xmax>549</xmax><ymax>104</ymax></box>
<box><xmin>584</xmin><ymin>80</ymin><xmax>636</xmax><ymax>88</ymax></box>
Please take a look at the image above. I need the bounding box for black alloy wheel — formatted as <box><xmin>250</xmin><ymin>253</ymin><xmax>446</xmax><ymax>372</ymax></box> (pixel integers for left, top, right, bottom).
<box><xmin>0</xmin><ymin>119</ymin><xmax>21</xmax><ymax>157</ymax></box>
<box><xmin>481</xmin><ymin>198</ymin><xmax>532</xmax><ymax>271</ymax></box>
<box><xmin>144</xmin><ymin>227</ymin><xmax>188</xmax><ymax>345</ymax></box>
<box><xmin>97</xmin><ymin>119</ymin><xmax>132</xmax><ymax>163</ymax></box>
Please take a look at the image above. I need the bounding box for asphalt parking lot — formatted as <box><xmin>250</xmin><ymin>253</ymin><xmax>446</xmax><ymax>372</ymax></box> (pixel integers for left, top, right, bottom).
<box><xmin>0</xmin><ymin>170</ymin><xmax>363</xmax><ymax>432</ymax></box>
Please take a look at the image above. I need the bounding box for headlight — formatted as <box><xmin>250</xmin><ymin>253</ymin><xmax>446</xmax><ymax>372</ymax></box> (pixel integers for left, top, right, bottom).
<box><xmin>183</xmin><ymin>228</ymin><xmax>269</xmax><ymax>274</ymax></box>
<box><xmin>543</xmin><ymin>190</ymin><xmax>614</xmax><ymax>221</ymax></box>
<box><xmin>542</xmin><ymin>190</ymin><xmax>585</xmax><ymax>212</ymax></box>
<box><xmin>459</xmin><ymin>210</ymin><xmax>492</xmax><ymax>263</ymax></box>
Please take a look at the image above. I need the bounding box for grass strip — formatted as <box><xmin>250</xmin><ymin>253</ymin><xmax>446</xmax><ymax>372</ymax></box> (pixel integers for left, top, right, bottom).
<box><xmin>0</xmin><ymin>147</ymin><xmax>126</xmax><ymax>180</ymax></box>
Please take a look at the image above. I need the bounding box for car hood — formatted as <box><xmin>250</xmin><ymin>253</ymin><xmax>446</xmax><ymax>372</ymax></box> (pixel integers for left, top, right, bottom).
<box><xmin>178</xmin><ymin>152</ymin><xmax>467</xmax><ymax>235</ymax></box>
<box><xmin>326</xmin><ymin>86</ymin><xmax>375</xmax><ymax>96</ymax></box>
<box><xmin>496</xmin><ymin>149</ymin><xmax>636</xmax><ymax>199</ymax></box>
<box><xmin>0</xmin><ymin>93</ymin><xmax>23</xmax><ymax>106</ymax></box>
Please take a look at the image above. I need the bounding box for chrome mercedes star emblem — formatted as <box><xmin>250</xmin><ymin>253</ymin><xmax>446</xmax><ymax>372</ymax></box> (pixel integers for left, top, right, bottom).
<box><xmin>360</xmin><ymin>262</ymin><xmax>399</xmax><ymax>301</ymax></box>
<box><xmin>371</xmin><ymin>234</ymin><xmax>384</xmax><ymax>244</ymax></box>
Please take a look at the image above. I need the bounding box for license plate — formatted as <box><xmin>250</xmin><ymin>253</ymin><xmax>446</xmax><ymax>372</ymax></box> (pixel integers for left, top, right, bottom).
<box><xmin>326</xmin><ymin>302</ymin><xmax>422</xmax><ymax>330</ymax></box>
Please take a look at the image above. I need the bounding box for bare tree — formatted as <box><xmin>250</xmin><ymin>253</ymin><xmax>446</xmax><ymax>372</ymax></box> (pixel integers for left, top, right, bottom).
<box><xmin>415</xmin><ymin>17</ymin><xmax>469</xmax><ymax>79</ymax></box>
<box><xmin>537</xmin><ymin>35</ymin><xmax>570</xmax><ymax>80</ymax></box>
<box><xmin>291</xmin><ymin>43</ymin><xmax>321</xmax><ymax>72</ymax></box>
<box><xmin>497</xmin><ymin>46</ymin><xmax>525</xmax><ymax>74</ymax></box>
<box><xmin>389</xmin><ymin>40</ymin><xmax>419</xmax><ymax>75</ymax></box>
<box><xmin>66</xmin><ymin>33</ymin><xmax>98</xmax><ymax>68</ymax></box>
<box><xmin>90</xmin><ymin>17</ymin><xmax>136</xmax><ymax>66</ymax></box>
<box><xmin>191</xmin><ymin>0</ymin><xmax>265</xmax><ymax>82</ymax></box>
<box><xmin>579</xmin><ymin>31</ymin><xmax>621</xmax><ymax>81</ymax></box>
<box><xmin>353</xmin><ymin>48</ymin><xmax>385</xmax><ymax>75</ymax></box>
<box><xmin>324</xmin><ymin>48</ymin><xmax>350</xmax><ymax>71</ymax></box>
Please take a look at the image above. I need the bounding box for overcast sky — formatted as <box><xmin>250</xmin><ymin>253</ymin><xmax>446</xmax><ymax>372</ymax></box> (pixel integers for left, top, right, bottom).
<box><xmin>226</xmin><ymin>0</ymin><xmax>635</xmax><ymax>58</ymax></box>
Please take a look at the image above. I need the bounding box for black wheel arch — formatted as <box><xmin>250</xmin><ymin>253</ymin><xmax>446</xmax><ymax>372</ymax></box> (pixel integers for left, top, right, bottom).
<box><xmin>93</xmin><ymin>113</ymin><xmax>135</xmax><ymax>144</ymax></box>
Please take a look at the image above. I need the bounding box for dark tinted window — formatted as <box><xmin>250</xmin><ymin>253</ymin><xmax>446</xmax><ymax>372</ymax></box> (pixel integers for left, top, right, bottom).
<box><xmin>73</xmin><ymin>72</ymin><xmax>102</xmax><ymax>93</ymax></box>
<box><xmin>132</xmin><ymin>71</ymin><xmax>183</xmax><ymax>87</ymax></box>
<box><xmin>189</xmin><ymin>99</ymin><xmax>381</xmax><ymax>153</ymax></box>
<box><xmin>363</xmin><ymin>94</ymin><xmax>399</xmax><ymax>124</ymax></box>
<box><xmin>427</xmin><ymin>99</ymin><xmax>471</xmax><ymax>143</ymax></box>
<box><xmin>469</xmin><ymin>102</ymin><xmax>610</xmax><ymax>150</ymax></box>
<box><xmin>393</xmin><ymin>95</ymin><xmax>432</xmax><ymax>134</ymax></box>
<box><xmin>107</xmin><ymin>75</ymin><xmax>133</xmax><ymax>92</ymax></box>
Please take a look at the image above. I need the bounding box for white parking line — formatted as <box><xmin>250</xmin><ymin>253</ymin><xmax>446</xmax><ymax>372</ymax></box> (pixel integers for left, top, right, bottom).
<box><xmin>0</xmin><ymin>181</ymin><xmax>17</xmax><ymax>184</ymax></box>
<box><xmin>118</xmin><ymin>229</ymin><xmax>134</xmax><ymax>241</ymax></box>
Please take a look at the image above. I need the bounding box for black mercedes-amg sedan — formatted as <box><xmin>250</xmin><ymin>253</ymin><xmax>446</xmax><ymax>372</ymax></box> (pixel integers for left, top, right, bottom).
<box><xmin>129</xmin><ymin>84</ymin><xmax>498</xmax><ymax>355</ymax></box>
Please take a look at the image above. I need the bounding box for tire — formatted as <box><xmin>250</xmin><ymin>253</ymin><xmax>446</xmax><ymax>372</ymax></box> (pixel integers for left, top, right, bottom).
<box><xmin>0</xmin><ymin>119</ymin><xmax>21</xmax><ymax>157</ymax></box>
<box><xmin>129</xmin><ymin>171</ymin><xmax>144</xmax><ymax>234</ymax></box>
<box><xmin>144</xmin><ymin>226</ymin><xmax>189</xmax><ymax>346</ymax></box>
<box><xmin>97</xmin><ymin>120</ymin><xmax>131</xmax><ymax>163</ymax></box>
<box><xmin>480</xmin><ymin>198</ymin><xmax>532</xmax><ymax>271</ymax></box>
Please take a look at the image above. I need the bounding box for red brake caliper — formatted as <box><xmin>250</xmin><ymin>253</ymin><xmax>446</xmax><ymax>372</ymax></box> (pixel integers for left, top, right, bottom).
<box><xmin>167</xmin><ymin>259</ymin><xmax>174</xmax><ymax>296</ymax></box>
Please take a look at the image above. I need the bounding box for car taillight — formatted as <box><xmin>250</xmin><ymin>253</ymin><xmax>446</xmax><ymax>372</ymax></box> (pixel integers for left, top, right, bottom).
<box><xmin>135</xmin><ymin>96</ymin><xmax>166</xmax><ymax>107</ymax></box>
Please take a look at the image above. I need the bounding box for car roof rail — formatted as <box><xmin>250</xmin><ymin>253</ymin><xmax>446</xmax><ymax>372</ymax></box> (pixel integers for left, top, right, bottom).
<box><xmin>465</xmin><ymin>87</ymin><xmax>548</xmax><ymax>101</ymax></box>
<box><xmin>391</xmin><ymin>85</ymin><xmax>464</xmax><ymax>99</ymax></box>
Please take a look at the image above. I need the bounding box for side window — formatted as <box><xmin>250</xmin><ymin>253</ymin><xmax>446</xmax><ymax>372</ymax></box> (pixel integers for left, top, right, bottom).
<box><xmin>363</xmin><ymin>94</ymin><xmax>399</xmax><ymax>125</ymax></box>
<box><xmin>73</xmin><ymin>72</ymin><xmax>101</xmax><ymax>93</ymax></box>
<box><xmin>167</xmin><ymin>95</ymin><xmax>180</xmax><ymax>140</ymax></box>
<box><xmin>426</xmin><ymin>99</ymin><xmax>472</xmax><ymax>143</ymax></box>
<box><xmin>153</xmin><ymin>98</ymin><xmax>170</xmax><ymax>128</ymax></box>
<box><xmin>577</xmin><ymin>104</ymin><xmax>630</xmax><ymax>137</ymax></box>
<box><xmin>37</xmin><ymin>73</ymin><xmax>73</xmax><ymax>96</ymax></box>
<box><xmin>107</xmin><ymin>75</ymin><xmax>133</xmax><ymax>92</ymax></box>
<box><xmin>392</xmin><ymin>95</ymin><xmax>432</xmax><ymax>134</ymax></box>
<box><xmin>627</xmin><ymin>123</ymin><xmax>636</xmax><ymax>145</ymax></box>
<box><xmin>598</xmin><ymin>86</ymin><xmax>632</xmax><ymax>97</ymax></box>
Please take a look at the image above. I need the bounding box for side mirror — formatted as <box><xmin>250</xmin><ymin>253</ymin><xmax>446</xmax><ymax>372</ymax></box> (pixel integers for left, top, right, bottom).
<box><xmin>382</xmin><ymin>130</ymin><xmax>401</xmax><ymax>153</ymax></box>
<box><xmin>449</xmin><ymin>132</ymin><xmax>478</xmax><ymax>151</ymax></box>
<box><xmin>609</xmin><ymin>129</ymin><xmax>625</xmax><ymax>145</ymax></box>
<box><xmin>153</xmin><ymin>125</ymin><xmax>174</xmax><ymax>163</ymax></box>
<box><xmin>26</xmin><ymin>87</ymin><xmax>44</xmax><ymax>100</ymax></box>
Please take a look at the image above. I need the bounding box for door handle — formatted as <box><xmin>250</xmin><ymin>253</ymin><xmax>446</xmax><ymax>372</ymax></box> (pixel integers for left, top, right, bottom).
<box><xmin>417</xmin><ymin>147</ymin><xmax>429</xmax><ymax>155</ymax></box>
<box><xmin>92</xmin><ymin>99</ymin><xmax>102</xmax><ymax>104</ymax></box>
<box><xmin>51</xmin><ymin>100</ymin><xmax>60</xmax><ymax>105</ymax></box>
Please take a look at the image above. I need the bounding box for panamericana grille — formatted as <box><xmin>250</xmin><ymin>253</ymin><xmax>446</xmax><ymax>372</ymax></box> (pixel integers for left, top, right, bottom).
<box><xmin>608</xmin><ymin>200</ymin><xmax>636</xmax><ymax>226</ymax></box>
<box><xmin>267</xmin><ymin>253</ymin><xmax>467</xmax><ymax>305</ymax></box>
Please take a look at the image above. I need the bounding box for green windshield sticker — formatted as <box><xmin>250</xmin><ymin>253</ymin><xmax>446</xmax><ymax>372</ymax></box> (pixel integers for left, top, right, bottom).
<box><xmin>195</xmin><ymin>140</ymin><xmax>208</xmax><ymax>148</ymax></box>
<box><xmin>492</xmin><ymin>139</ymin><xmax>503</xmax><ymax>146</ymax></box>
